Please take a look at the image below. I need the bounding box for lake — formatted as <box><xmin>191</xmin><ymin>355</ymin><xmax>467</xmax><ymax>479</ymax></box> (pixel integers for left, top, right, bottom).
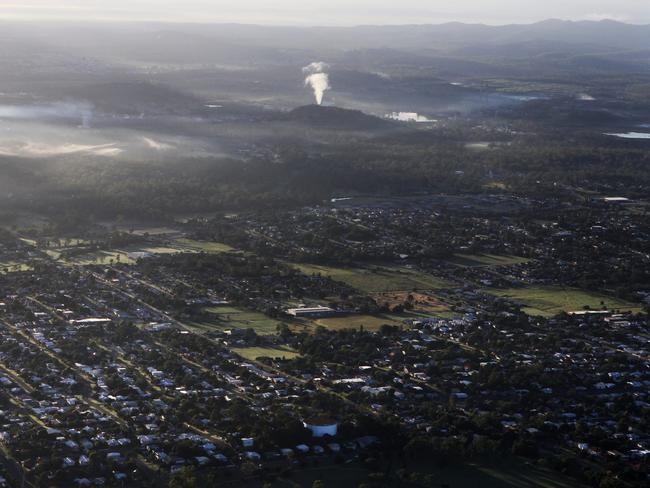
<box><xmin>605</xmin><ymin>132</ymin><xmax>650</xmax><ymax>139</ymax></box>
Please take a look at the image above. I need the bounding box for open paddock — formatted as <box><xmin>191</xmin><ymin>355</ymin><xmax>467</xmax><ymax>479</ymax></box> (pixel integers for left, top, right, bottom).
<box><xmin>447</xmin><ymin>253</ymin><xmax>530</xmax><ymax>267</ymax></box>
<box><xmin>291</xmin><ymin>263</ymin><xmax>453</xmax><ymax>293</ymax></box>
<box><xmin>231</xmin><ymin>346</ymin><xmax>300</xmax><ymax>361</ymax></box>
<box><xmin>486</xmin><ymin>286</ymin><xmax>643</xmax><ymax>317</ymax></box>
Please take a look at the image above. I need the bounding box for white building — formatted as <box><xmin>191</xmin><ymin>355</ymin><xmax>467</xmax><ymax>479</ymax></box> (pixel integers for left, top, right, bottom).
<box><xmin>286</xmin><ymin>305</ymin><xmax>337</xmax><ymax>318</ymax></box>
<box><xmin>304</xmin><ymin>418</ymin><xmax>338</xmax><ymax>438</ymax></box>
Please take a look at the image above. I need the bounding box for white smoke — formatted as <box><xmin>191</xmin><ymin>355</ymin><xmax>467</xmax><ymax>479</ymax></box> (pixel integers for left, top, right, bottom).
<box><xmin>303</xmin><ymin>62</ymin><xmax>331</xmax><ymax>105</ymax></box>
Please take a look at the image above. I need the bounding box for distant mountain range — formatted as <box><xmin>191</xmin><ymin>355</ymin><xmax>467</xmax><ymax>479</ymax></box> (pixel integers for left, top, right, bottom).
<box><xmin>4</xmin><ymin>19</ymin><xmax>650</xmax><ymax>53</ymax></box>
<box><xmin>2</xmin><ymin>19</ymin><xmax>648</xmax><ymax>76</ymax></box>
<box><xmin>1</xmin><ymin>18</ymin><xmax>649</xmax><ymax>113</ymax></box>
<box><xmin>174</xmin><ymin>19</ymin><xmax>650</xmax><ymax>52</ymax></box>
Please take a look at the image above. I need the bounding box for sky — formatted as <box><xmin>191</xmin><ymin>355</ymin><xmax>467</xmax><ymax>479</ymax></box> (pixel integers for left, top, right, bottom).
<box><xmin>0</xmin><ymin>1</ymin><xmax>648</xmax><ymax>25</ymax></box>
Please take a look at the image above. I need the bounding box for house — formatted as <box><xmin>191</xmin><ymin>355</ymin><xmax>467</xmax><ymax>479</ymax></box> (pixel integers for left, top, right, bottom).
<box><xmin>327</xmin><ymin>443</ymin><xmax>341</xmax><ymax>453</ymax></box>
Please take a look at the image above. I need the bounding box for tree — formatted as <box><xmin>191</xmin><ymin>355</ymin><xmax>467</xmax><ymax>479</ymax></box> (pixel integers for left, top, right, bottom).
<box><xmin>170</xmin><ymin>467</ymin><xmax>199</xmax><ymax>488</ymax></box>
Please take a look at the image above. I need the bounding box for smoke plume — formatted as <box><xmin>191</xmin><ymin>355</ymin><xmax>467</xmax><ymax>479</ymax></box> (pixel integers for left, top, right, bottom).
<box><xmin>303</xmin><ymin>62</ymin><xmax>331</xmax><ymax>105</ymax></box>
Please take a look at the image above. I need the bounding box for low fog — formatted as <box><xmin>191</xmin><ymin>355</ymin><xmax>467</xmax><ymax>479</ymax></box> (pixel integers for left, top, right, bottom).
<box><xmin>0</xmin><ymin>109</ymin><xmax>225</xmax><ymax>160</ymax></box>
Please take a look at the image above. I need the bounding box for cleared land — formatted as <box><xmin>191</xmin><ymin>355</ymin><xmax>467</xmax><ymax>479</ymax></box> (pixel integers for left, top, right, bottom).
<box><xmin>231</xmin><ymin>346</ymin><xmax>300</xmax><ymax>361</ymax></box>
<box><xmin>290</xmin><ymin>263</ymin><xmax>452</xmax><ymax>292</ymax></box>
<box><xmin>371</xmin><ymin>291</ymin><xmax>451</xmax><ymax>315</ymax></box>
<box><xmin>486</xmin><ymin>286</ymin><xmax>643</xmax><ymax>317</ymax></box>
<box><xmin>447</xmin><ymin>253</ymin><xmax>530</xmax><ymax>267</ymax></box>
<box><xmin>187</xmin><ymin>306</ymin><xmax>283</xmax><ymax>335</ymax></box>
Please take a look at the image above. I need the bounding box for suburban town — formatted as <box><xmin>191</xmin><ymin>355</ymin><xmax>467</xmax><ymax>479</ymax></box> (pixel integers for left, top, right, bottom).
<box><xmin>2</xmin><ymin>3</ymin><xmax>650</xmax><ymax>487</ymax></box>
<box><xmin>0</xmin><ymin>188</ymin><xmax>647</xmax><ymax>488</ymax></box>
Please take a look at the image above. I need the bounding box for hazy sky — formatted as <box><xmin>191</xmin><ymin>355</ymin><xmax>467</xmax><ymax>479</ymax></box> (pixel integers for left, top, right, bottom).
<box><xmin>0</xmin><ymin>1</ymin><xmax>648</xmax><ymax>25</ymax></box>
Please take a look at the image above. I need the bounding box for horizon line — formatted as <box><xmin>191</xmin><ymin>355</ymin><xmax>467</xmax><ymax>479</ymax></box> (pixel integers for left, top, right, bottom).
<box><xmin>0</xmin><ymin>16</ymin><xmax>648</xmax><ymax>29</ymax></box>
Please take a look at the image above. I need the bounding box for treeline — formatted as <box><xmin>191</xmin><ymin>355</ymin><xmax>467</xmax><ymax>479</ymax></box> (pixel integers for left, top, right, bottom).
<box><xmin>2</xmin><ymin>123</ymin><xmax>649</xmax><ymax>224</ymax></box>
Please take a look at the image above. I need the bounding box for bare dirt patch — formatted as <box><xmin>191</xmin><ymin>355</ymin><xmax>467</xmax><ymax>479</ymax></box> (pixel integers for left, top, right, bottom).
<box><xmin>371</xmin><ymin>291</ymin><xmax>448</xmax><ymax>313</ymax></box>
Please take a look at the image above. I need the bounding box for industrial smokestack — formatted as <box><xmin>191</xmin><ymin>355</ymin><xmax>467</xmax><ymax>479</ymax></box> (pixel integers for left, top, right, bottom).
<box><xmin>303</xmin><ymin>62</ymin><xmax>331</xmax><ymax>105</ymax></box>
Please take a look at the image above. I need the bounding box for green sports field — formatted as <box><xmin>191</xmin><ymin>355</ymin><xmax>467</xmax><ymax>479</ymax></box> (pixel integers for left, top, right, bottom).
<box><xmin>231</xmin><ymin>346</ymin><xmax>300</xmax><ymax>361</ymax></box>
<box><xmin>313</xmin><ymin>314</ymin><xmax>403</xmax><ymax>331</ymax></box>
<box><xmin>186</xmin><ymin>306</ymin><xmax>283</xmax><ymax>335</ymax></box>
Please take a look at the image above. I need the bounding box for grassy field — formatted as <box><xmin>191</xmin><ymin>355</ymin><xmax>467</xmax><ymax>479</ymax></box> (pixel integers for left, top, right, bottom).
<box><xmin>187</xmin><ymin>306</ymin><xmax>283</xmax><ymax>335</ymax></box>
<box><xmin>0</xmin><ymin>261</ymin><xmax>34</xmax><ymax>273</ymax></box>
<box><xmin>115</xmin><ymin>226</ymin><xmax>180</xmax><ymax>236</ymax></box>
<box><xmin>313</xmin><ymin>314</ymin><xmax>403</xmax><ymax>331</ymax></box>
<box><xmin>386</xmin><ymin>310</ymin><xmax>461</xmax><ymax>322</ymax></box>
<box><xmin>140</xmin><ymin>246</ymin><xmax>182</xmax><ymax>255</ymax></box>
<box><xmin>174</xmin><ymin>238</ymin><xmax>236</xmax><ymax>253</ymax></box>
<box><xmin>52</xmin><ymin>238</ymin><xmax>235</xmax><ymax>266</ymax></box>
<box><xmin>486</xmin><ymin>286</ymin><xmax>643</xmax><ymax>317</ymax></box>
<box><xmin>47</xmin><ymin>238</ymin><xmax>91</xmax><ymax>247</ymax></box>
<box><xmin>64</xmin><ymin>250</ymin><xmax>136</xmax><ymax>266</ymax></box>
<box><xmin>272</xmin><ymin>459</ymin><xmax>585</xmax><ymax>488</ymax></box>
<box><xmin>231</xmin><ymin>346</ymin><xmax>300</xmax><ymax>361</ymax></box>
<box><xmin>448</xmin><ymin>253</ymin><xmax>530</xmax><ymax>267</ymax></box>
<box><xmin>290</xmin><ymin>263</ymin><xmax>453</xmax><ymax>293</ymax></box>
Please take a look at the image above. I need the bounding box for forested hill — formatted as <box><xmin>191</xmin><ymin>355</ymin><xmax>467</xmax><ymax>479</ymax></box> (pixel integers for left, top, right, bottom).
<box><xmin>284</xmin><ymin>106</ymin><xmax>395</xmax><ymax>131</ymax></box>
<box><xmin>2</xmin><ymin>123</ymin><xmax>650</xmax><ymax>227</ymax></box>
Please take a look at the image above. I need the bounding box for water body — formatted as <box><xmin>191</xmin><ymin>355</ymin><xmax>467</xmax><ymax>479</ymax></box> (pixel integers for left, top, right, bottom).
<box><xmin>504</xmin><ymin>94</ymin><xmax>545</xmax><ymax>102</ymax></box>
<box><xmin>605</xmin><ymin>132</ymin><xmax>650</xmax><ymax>139</ymax></box>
